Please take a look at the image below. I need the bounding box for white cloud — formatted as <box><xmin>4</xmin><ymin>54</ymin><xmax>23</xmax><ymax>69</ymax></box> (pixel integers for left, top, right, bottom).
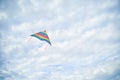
<box><xmin>0</xmin><ymin>12</ymin><xmax>8</xmax><ymax>20</ymax></box>
<box><xmin>1</xmin><ymin>0</ymin><xmax>119</xmax><ymax>80</ymax></box>
<box><xmin>17</xmin><ymin>0</ymin><xmax>27</xmax><ymax>14</ymax></box>
<box><xmin>96</xmin><ymin>24</ymin><xmax>120</xmax><ymax>41</ymax></box>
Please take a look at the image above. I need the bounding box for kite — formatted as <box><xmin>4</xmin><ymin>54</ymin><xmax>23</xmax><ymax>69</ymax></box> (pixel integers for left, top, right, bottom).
<box><xmin>30</xmin><ymin>30</ymin><xmax>51</xmax><ymax>45</ymax></box>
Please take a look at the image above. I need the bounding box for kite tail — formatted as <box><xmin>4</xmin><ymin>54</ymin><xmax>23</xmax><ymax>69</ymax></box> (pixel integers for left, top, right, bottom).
<box><xmin>45</xmin><ymin>44</ymin><xmax>49</xmax><ymax>50</ymax></box>
<box><xmin>27</xmin><ymin>36</ymin><xmax>33</xmax><ymax>42</ymax></box>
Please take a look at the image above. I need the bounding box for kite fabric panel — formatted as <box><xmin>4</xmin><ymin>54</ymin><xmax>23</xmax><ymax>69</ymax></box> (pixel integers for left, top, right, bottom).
<box><xmin>31</xmin><ymin>30</ymin><xmax>51</xmax><ymax>45</ymax></box>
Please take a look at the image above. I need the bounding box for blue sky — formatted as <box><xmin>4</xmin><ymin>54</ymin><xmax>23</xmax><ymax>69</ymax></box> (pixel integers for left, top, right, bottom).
<box><xmin>0</xmin><ymin>0</ymin><xmax>120</xmax><ymax>80</ymax></box>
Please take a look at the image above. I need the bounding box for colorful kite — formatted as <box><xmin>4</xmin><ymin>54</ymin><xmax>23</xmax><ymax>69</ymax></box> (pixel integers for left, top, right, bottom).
<box><xmin>30</xmin><ymin>30</ymin><xmax>51</xmax><ymax>45</ymax></box>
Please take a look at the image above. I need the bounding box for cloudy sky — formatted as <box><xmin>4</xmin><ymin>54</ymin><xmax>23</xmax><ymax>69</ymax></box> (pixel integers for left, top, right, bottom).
<box><xmin>0</xmin><ymin>0</ymin><xmax>120</xmax><ymax>80</ymax></box>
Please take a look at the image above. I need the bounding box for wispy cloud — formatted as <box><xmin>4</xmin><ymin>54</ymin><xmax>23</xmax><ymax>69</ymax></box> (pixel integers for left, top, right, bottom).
<box><xmin>0</xmin><ymin>11</ymin><xmax>8</xmax><ymax>20</ymax></box>
<box><xmin>0</xmin><ymin>0</ymin><xmax>120</xmax><ymax>80</ymax></box>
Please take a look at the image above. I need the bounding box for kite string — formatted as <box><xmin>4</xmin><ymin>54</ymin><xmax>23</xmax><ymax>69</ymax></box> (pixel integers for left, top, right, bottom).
<box><xmin>27</xmin><ymin>36</ymin><xmax>33</xmax><ymax>42</ymax></box>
